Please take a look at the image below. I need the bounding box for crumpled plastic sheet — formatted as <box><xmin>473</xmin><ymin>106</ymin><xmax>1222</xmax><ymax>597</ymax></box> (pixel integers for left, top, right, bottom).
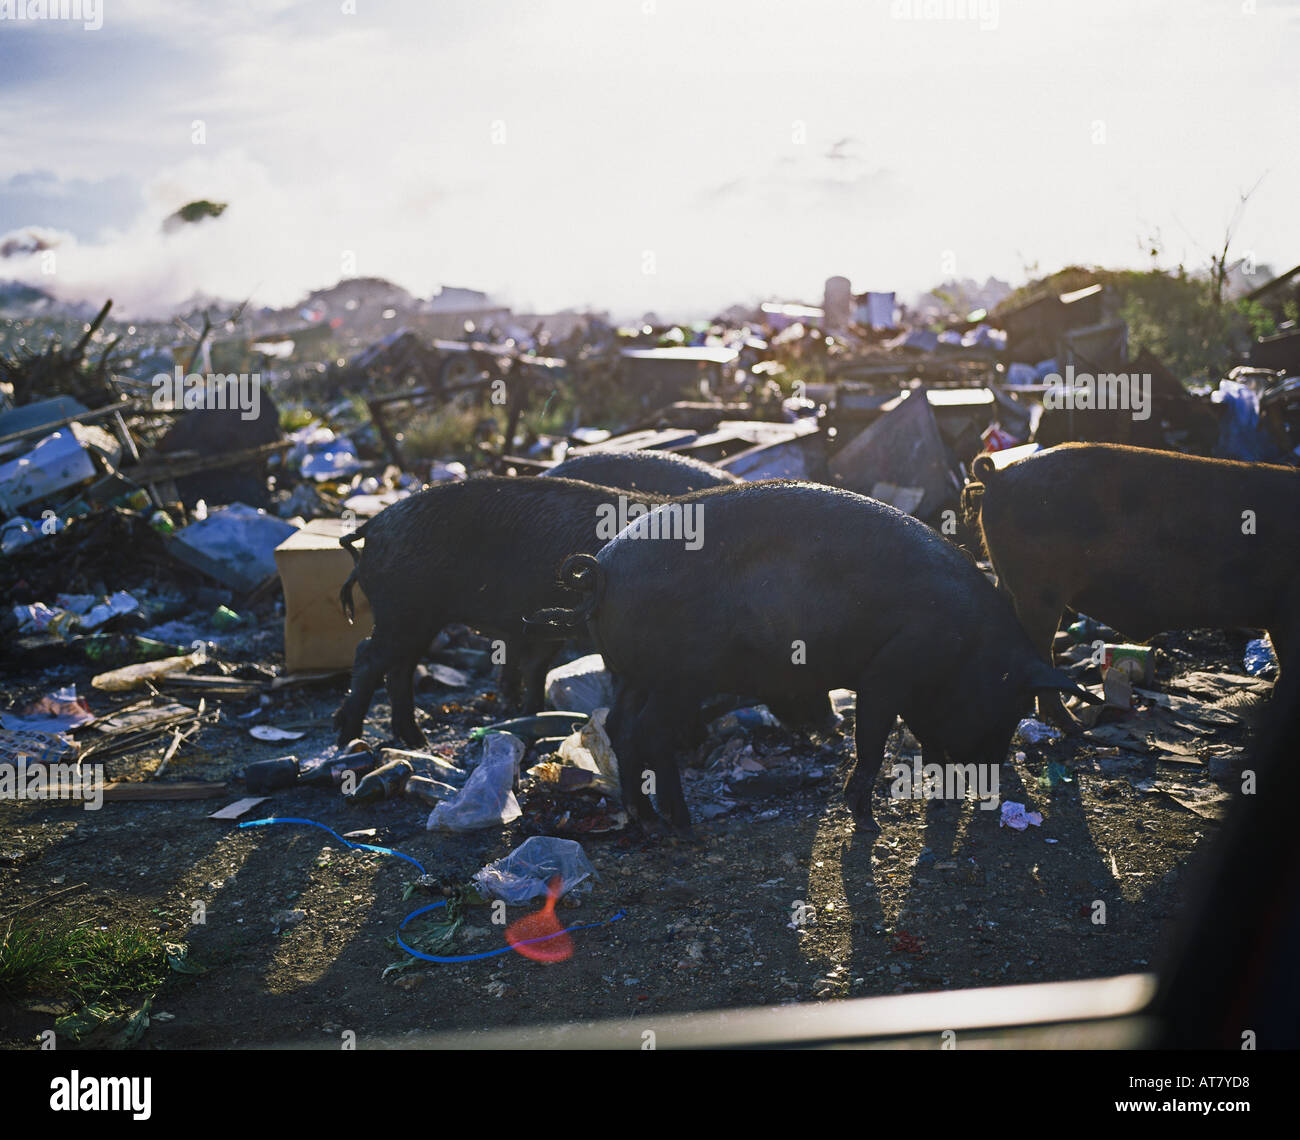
<box><xmin>1014</xmin><ymin>717</ymin><xmax>1062</xmax><ymax>745</ymax></box>
<box><xmin>427</xmin><ymin>732</ymin><xmax>524</xmax><ymax>831</ymax></box>
<box><xmin>1000</xmin><ymin>801</ymin><xmax>1043</xmax><ymax>830</ymax></box>
<box><xmin>473</xmin><ymin>836</ymin><xmax>597</xmax><ymax>904</ymax></box>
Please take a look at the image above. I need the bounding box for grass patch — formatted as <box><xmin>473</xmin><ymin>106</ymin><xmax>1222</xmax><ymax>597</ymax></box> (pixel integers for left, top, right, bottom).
<box><xmin>0</xmin><ymin>915</ymin><xmax>169</xmax><ymax>1004</ymax></box>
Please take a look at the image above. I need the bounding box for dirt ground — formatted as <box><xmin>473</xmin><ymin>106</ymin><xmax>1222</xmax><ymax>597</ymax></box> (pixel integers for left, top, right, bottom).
<box><xmin>0</xmin><ymin>623</ymin><xmax>1265</xmax><ymax>1050</ymax></box>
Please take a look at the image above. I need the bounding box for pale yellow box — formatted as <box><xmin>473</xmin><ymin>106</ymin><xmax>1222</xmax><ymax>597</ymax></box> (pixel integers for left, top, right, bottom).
<box><xmin>274</xmin><ymin>518</ymin><xmax>372</xmax><ymax>673</ymax></box>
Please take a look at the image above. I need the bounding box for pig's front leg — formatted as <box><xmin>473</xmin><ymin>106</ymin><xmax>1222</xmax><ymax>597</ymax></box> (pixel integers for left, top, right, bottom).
<box><xmin>843</xmin><ymin>685</ymin><xmax>901</xmax><ymax>833</ymax></box>
<box><xmin>1010</xmin><ymin>595</ymin><xmax>1081</xmax><ymax>732</ymax></box>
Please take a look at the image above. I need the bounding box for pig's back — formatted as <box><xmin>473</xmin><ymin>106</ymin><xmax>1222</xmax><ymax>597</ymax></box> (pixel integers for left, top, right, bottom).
<box><xmin>983</xmin><ymin>443</ymin><xmax>1300</xmax><ymax>633</ymax></box>
<box><xmin>591</xmin><ymin>482</ymin><xmax>997</xmax><ymax>690</ymax></box>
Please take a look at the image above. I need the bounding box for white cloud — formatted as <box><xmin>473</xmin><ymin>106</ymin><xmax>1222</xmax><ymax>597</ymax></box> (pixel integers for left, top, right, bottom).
<box><xmin>0</xmin><ymin>0</ymin><xmax>1296</xmax><ymax>318</ymax></box>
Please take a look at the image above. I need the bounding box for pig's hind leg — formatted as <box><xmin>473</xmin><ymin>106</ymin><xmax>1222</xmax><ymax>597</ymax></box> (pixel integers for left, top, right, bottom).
<box><xmin>634</xmin><ymin>689</ymin><xmax>694</xmax><ymax>836</ymax></box>
<box><xmin>385</xmin><ymin>614</ymin><xmax>444</xmax><ymax>746</ymax></box>
<box><xmin>386</xmin><ymin>648</ymin><xmax>427</xmax><ymax>747</ymax></box>
<box><xmin>606</xmin><ymin>683</ymin><xmax>661</xmax><ymax>830</ymax></box>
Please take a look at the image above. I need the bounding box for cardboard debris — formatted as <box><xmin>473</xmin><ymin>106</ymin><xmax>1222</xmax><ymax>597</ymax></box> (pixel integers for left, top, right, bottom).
<box><xmin>274</xmin><ymin>518</ymin><xmax>373</xmax><ymax>673</ymax></box>
<box><xmin>209</xmin><ymin>796</ymin><xmax>270</xmax><ymax>820</ymax></box>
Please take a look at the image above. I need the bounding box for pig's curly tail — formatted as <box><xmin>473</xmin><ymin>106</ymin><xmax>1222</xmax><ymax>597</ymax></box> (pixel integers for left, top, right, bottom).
<box><xmin>525</xmin><ymin>553</ymin><xmax>605</xmax><ymax>632</ymax></box>
<box><xmin>958</xmin><ymin>453</ymin><xmax>1000</xmax><ymax>561</ymax></box>
<box><xmin>338</xmin><ymin>520</ymin><xmax>369</xmax><ymax>623</ymax></box>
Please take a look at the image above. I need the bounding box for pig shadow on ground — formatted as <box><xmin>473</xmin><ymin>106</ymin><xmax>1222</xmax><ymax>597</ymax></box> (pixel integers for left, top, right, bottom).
<box><xmin>824</xmin><ymin>726</ymin><xmax>1132</xmax><ymax>990</ymax></box>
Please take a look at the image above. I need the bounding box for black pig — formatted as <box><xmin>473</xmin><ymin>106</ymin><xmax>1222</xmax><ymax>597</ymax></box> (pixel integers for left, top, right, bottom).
<box><xmin>966</xmin><ymin>443</ymin><xmax>1300</xmax><ymax>727</ymax></box>
<box><xmin>335</xmin><ymin>476</ymin><xmax>666</xmax><ymax>746</ymax></box>
<box><xmin>544</xmin><ymin>448</ymin><xmax>740</xmax><ymax>495</ymax></box>
<box><xmin>535</xmin><ymin>481</ymin><xmax>1089</xmax><ymax>832</ymax></box>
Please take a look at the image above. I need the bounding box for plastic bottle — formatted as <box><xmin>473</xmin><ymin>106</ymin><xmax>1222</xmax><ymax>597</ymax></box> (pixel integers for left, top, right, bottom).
<box><xmin>379</xmin><ymin>747</ymin><xmax>469</xmax><ymax>787</ymax></box>
<box><xmin>404</xmin><ymin>775</ymin><xmax>461</xmax><ymax>808</ymax></box>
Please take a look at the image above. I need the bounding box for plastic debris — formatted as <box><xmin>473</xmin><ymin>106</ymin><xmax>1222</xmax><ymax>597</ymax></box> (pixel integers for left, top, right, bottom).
<box><xmin>404</xmin><ymin>775</ymin><xmax>461</xmax><ymax>807</ymax></box>
<box><xmin>1014</xmin><ymin>717</ymin><xmax>1062</xmax><ymax>745</ymax></box>
<box><xmin>473</xmin><ymin>836</ymin><xmax>596</xmax><ymax>905</ymax></box>
<box><xmin>544</xmin><ymin>653</ymin><xmax>614</xmax><ymax>715</ymax></box>
<box><xmin>1</xmin><ymin>517</ymin><xmax>42</xmax><ymax>555</ymax></box>
<box><xmin>12</xmin><ymin>590</ymin><xmax>138</xmax><ymax>636</ymax></box>
<box><xmin>1244</xmin><ymin>637</ymin><xmax>1278</xmax><ymax>678</ymax></box>
<box><xmin>379</xmin><ymin>747</ymin><xmax>469</xmax><ymax>786</ymax></box>
<box><xmin>1000</xmin><ymin>801</ymin><xmax>1043</xmax><ymax>830</ymax></box>
<box><xmin>0</xmin><ymin>427</ymin><xmax>98</xmax><ymax>511</ymax></box>
<box><xmin>426</xmin><ymin>732</ymin><xmax>523</xmax><ymax>831</ymax></box>
<box><xmin>249</xmin><ymin>725</ymin><xmax>306</xmax><ymax>742</ymax></box>
<box><xmin>708</xmin><ymin>704</ymin><xmax>781</xmax><ymax>738</ymax></box>
<box><xmin>556</xmin><ymin>709</ymin><xmax>620</xmax><ymax>792</ymax></box>
<box><xmin>1038</xmin><ymin>760</ymin><xmax>1073</xmax><ymax>788</ymax></box>
<box><xmin>211</xmin><ymin>605</ymin><xmax>244</xmax><ymax>631</ymax></box>
<box><xmin>289</xmin><ymin>424</ymin><xmax>365</xmax><ymax>482</ymax></box>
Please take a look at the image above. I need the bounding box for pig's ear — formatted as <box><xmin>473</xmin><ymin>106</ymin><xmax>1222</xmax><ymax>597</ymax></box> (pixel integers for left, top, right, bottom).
<box><xmin>1026</xmin><ymin>659</ymin><xmax>1104</xmax><ymax>705</ymax></box>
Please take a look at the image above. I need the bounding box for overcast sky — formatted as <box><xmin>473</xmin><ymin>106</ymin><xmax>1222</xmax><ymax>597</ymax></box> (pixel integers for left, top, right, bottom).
<box><xmin>1</xmin><ymin>0</ymin><xmax>1298</xmax><ymax>319</ymax></box>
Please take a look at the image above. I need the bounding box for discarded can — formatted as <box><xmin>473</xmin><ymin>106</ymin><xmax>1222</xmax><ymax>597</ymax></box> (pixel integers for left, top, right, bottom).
<box><xmin>1101</xmin><ymin>644</ymin><xmax>1153</xmax><ymax>685</ymax></box>
<box><xmin>345</xmin><ymin>758</ymin><xmax>413</xmax><ymax>805</ymax></box>
<box><xmin>244</xmin><ymin>755</ymin><xmax>300</xmax><ymax>793</ymax></box>
<box><xmin>404</xmin><ymin>775</ymin><xmax>461</xmax><ymax>808</ymax></box>
<box><xmin>149</xmin><ymin>509</ymin><xmax>176</xmax><ymax>535</ymax></box>
<box><xmin>979</xmin><ymin>423</ymin><xmax>1020</xmax><ymax>452</ymax></box>
<box><xmin>108</xmin><ymin>488</ymin><xmax>151</xmax><ymax>511</ymax></box>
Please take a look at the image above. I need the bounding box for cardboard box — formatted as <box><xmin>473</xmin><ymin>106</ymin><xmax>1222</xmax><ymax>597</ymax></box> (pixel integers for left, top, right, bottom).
<box><xmin>274</xmin><ymin>518</ymin><xmax>371</xmax><ymax>673</ymax></box>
